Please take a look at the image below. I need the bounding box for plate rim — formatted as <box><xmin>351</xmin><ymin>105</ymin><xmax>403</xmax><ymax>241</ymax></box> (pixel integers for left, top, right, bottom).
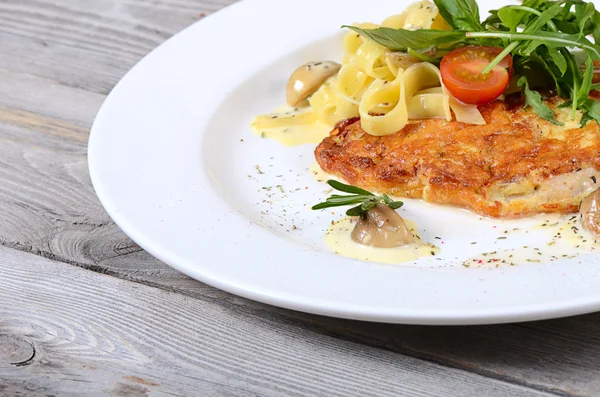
<box><xmin>88</xmin><ymin>0</ymin><xmax>600</xmax><ymax>325</ymax></box>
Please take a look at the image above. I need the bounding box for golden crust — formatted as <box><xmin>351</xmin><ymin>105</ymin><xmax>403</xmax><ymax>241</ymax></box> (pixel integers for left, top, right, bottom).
<box><xmin>315</xmin><ymin>99</ymin><xmax>600</xmax><ymax>218</ymax></box>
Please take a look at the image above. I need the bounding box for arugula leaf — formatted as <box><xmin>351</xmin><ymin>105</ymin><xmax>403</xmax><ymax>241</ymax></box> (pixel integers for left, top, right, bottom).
<box><xmin>518</xmin><ymin>76</ymin><xmax>563</xmax><ymax>125</ymax></box>
<box><xmin>521</xmin><ymin>0</ymin><xmax>546</xmax><ymax>10</ymax></box>
<box><xmin>343</xmin><ymin>26</ymin><xmax>465</xmax><ymax>51</ymax></box>
<box><xmin>580</xmin><ymin>113</ymin><xmax>593</xmax><ymax>127</ymax></box>
<box><xmin>433</xmin><ymin>0</ymin><xmax>483</xmax><ymax>31</ymax></box>
<box><xmin>578</xmin><ymin>55</ymin><xmax>595</xmax><ymax>106</ymax></box>
<box><xmin>344</xmin><ymin>0</ymin><xmax>600</xmax><ymax>125</ymax></box>
<box><xmin>514</xmin><ymin>54</ymin><xmax>561</xmax><ymax>92</ymax></box>
<box><xmin>467</xmin><ymin>31</ymin><xmax>600</xmax><ymax>59</ymax></box>
<box><xmin>521</xmin><ymin>3</ymin><xmax>563</xmax><ymax>32</ymax></box>
<box><xmin>562</xmin><ymin>48</ymin><xmax>581</xmax><ymax>118</ymax></box>
<box><xmin>576</xmin><ymin>2</ymin><xmax>596</xmax><ymax>33</ymax></box>
<box><xmin>581</xmin><ymin>99</ymin><xmax>600</xmax><ymax>126</ymax></box>
<box><xmin>543</xmin><ymin>45</ymin><xmax>568</xmax><ymax>76</ymax></box>
<box><xmin>593</xmin><ymin>11</ymin><xmax>600</xmax><ymax>46</ymax></box>
<box><xmin>553</xmin><ymin>19</ymin><xmax>580</xmax><ymax>34</ymax></box>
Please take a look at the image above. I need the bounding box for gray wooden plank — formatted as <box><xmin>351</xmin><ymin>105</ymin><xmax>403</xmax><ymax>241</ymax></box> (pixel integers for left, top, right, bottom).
<box><xmin>0</xmin><ymin>0</ymin><xmax>238</xmax><ymax>94</ymax></box>
<box><xmin>0</xmin><ymin>246</ymin><xmax>552</xmax><ymax>397</ymax></box>
<box><xmin>0</xmin><ymin>67</ymin><xmax>207</xmax><ymax>291</ymax></box>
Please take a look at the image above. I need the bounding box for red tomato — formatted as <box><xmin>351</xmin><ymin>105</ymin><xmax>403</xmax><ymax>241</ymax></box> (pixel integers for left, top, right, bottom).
<box><xmin>440</xmin><ymin>46</ymin><xmax>513</xmax><ymax>105</ymax></box>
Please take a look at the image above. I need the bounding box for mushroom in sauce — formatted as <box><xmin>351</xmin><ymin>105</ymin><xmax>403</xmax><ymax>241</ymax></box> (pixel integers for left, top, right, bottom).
<box><xmin>286</xmin><ymin>61</ymin><xmax>341</xmax><ymax>107</ymax></box>
<box><xmin>580</xmin><ymin>188</ymin><xmax>600</xmax><ymax>235</ymax></box>
<box><xmin>351</xmin><ymin>204</ymin><xmax>415</xmax><ymax>248</ymax></box>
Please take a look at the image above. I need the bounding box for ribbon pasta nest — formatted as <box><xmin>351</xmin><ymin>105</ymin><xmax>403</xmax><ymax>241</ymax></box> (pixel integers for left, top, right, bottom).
<box><xmin>252</xmin><ymin>0</ymin><xmax>485</xmax><ymax>139</ymax></box>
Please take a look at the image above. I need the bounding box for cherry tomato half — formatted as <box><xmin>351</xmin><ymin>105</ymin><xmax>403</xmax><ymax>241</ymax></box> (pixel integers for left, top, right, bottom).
<box><xmin>440</xmin><ymin>46</ymin><xmax>513</xmax><ymax>105</ymax></box>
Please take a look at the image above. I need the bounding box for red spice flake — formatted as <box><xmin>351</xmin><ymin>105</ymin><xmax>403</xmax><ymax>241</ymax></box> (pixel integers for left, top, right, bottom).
<box><xmin>478</xmin><ymin>260</ymin><xmax>483</xmax><ymax>264</ymax></box>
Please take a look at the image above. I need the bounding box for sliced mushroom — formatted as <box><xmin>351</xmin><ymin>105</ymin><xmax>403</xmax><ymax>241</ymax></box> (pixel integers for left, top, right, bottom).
<box><xmin>386</xmin><ymin>52</ymin><xmax>422</xmax><ymax>71</ymax></box>
<box><xmin>351</xmin><ymin>204</ymin><xmax>415</xmax><ymax>248</ymax></box>
<box><xmin>286</xmin><ymin>61</ymin><xmax>341</xmax><ymax>107</ymax></box>
<box><xmin>580</xmin><ymin>188</ymin><xmax>600</xmax><ymax>235</ymax></box>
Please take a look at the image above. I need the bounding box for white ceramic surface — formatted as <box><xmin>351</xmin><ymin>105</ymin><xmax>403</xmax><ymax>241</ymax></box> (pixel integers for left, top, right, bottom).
<box><xmin>88</xmin><ymin>0</ymin><xmax>600</xmax><ymax>325</ymax></box>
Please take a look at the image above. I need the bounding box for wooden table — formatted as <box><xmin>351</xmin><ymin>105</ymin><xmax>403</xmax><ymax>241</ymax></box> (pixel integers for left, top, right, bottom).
<box><xmin>1</xmin><ymin>1</ymin><xmax>599</xmax><ymax>396</ymax></box>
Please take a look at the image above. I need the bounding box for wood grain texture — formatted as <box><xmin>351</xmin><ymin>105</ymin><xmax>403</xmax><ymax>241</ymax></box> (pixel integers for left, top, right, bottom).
<box><xmin>0</xmin><ymin>246</ymin><xmax>555</xmax><ymax>397</ymax></box>
<box><xmin>1</xmin><ymin>1</ymin><xmax>600</xmax><ymax>396</ymax></box>
<box><xmin>0</xmin><ymin>0</ymin><xmax>238</xmax><ymax>94</ymax></box>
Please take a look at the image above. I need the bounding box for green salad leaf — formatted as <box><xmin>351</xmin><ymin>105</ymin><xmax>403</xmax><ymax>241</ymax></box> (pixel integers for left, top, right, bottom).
<box><xmin>518</xmin><ymin>76</ymin><xmax>563</xmax><ymax>125</ymax></box>
<box><xmin>433</xmin><ymin>0</ymin><xmax>483</xmax><ymax>31</ymax></box>
<box><xmin>345</xmin><ymin>0</ymin><xmax>600</xmax><ymax>124</ymax></box>
<box><xmin>342</xmin><ymin>26</ymin><xmax>465</xmax><ymax>52</ymax></box>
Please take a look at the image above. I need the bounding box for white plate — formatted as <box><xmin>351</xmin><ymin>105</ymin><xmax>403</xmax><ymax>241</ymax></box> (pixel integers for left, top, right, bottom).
<box><xmin>88</xmin><ymin>0</ymin><xmax>600</xmax><ymax>325</ymax></box>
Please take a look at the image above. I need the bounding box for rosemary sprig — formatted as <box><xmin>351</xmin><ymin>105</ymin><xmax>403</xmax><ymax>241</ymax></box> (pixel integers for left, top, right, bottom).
<box><xmin>312</xmin><ymin>180</ymin><xmax>403</xmax><ymax>216</ymax></box>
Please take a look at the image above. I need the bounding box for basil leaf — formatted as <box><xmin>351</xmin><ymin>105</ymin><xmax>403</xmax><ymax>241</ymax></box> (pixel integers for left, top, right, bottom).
<box><xmin>327</xmin><ymin>180</ymin><xmax>374</xmax><ymax>196</ymax></box>
<box><xmin>343</xmin><ymin>26</ymin><xmax>466</xmax><ymax>51</ymax></box>
<box><xmin>483</xmin><ymin>10</ymin><xmax>502</xmax><ymax>28</ymax></box>
<box><xmin>517</xmin><ymin>76</ymin><xmax>563</xmax><ymax>125</ymax></box>
<box><xmin>433</xmin><ymin>0</ymin><xmax>482</xmax><ymax>31</ymax></box>
<box><xmin>497</xmin><ymin>7</ymin><xmax>526</xmax><ymax>31</ymax></box>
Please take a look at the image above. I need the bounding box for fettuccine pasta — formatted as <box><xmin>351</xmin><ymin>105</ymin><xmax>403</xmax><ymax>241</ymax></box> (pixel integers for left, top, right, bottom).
<box><xmin>251</xmin><ymin>0</ymin><xmax>485</xmax><ymax>145</ymax></box>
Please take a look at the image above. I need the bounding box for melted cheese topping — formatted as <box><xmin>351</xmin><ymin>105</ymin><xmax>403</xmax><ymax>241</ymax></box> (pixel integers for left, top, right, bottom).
<box><xmin>325</xmin><ymin>217</ymin><xmax>440</xmax><ymax>264</ymax></box>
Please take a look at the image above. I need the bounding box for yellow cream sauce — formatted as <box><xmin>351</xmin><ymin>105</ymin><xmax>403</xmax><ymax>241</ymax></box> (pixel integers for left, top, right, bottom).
<box><xmin>251</xmin><ymin>106</ymin><xmax>331</xmax><ymax>146</ymax></box>
<box><xmin>309</xmin><ymin>161</ymin><xmax>337</xmax><ymax>183</ymax></box>
<box><xmin>325</xmin><ymin>217</ymin><xmax>440</xmax><ymax>265</ymax></box>
<box><xmin>462</xmin><ymin>214</ymin><xmax>600</xmax><ymax>268</ymax></box>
